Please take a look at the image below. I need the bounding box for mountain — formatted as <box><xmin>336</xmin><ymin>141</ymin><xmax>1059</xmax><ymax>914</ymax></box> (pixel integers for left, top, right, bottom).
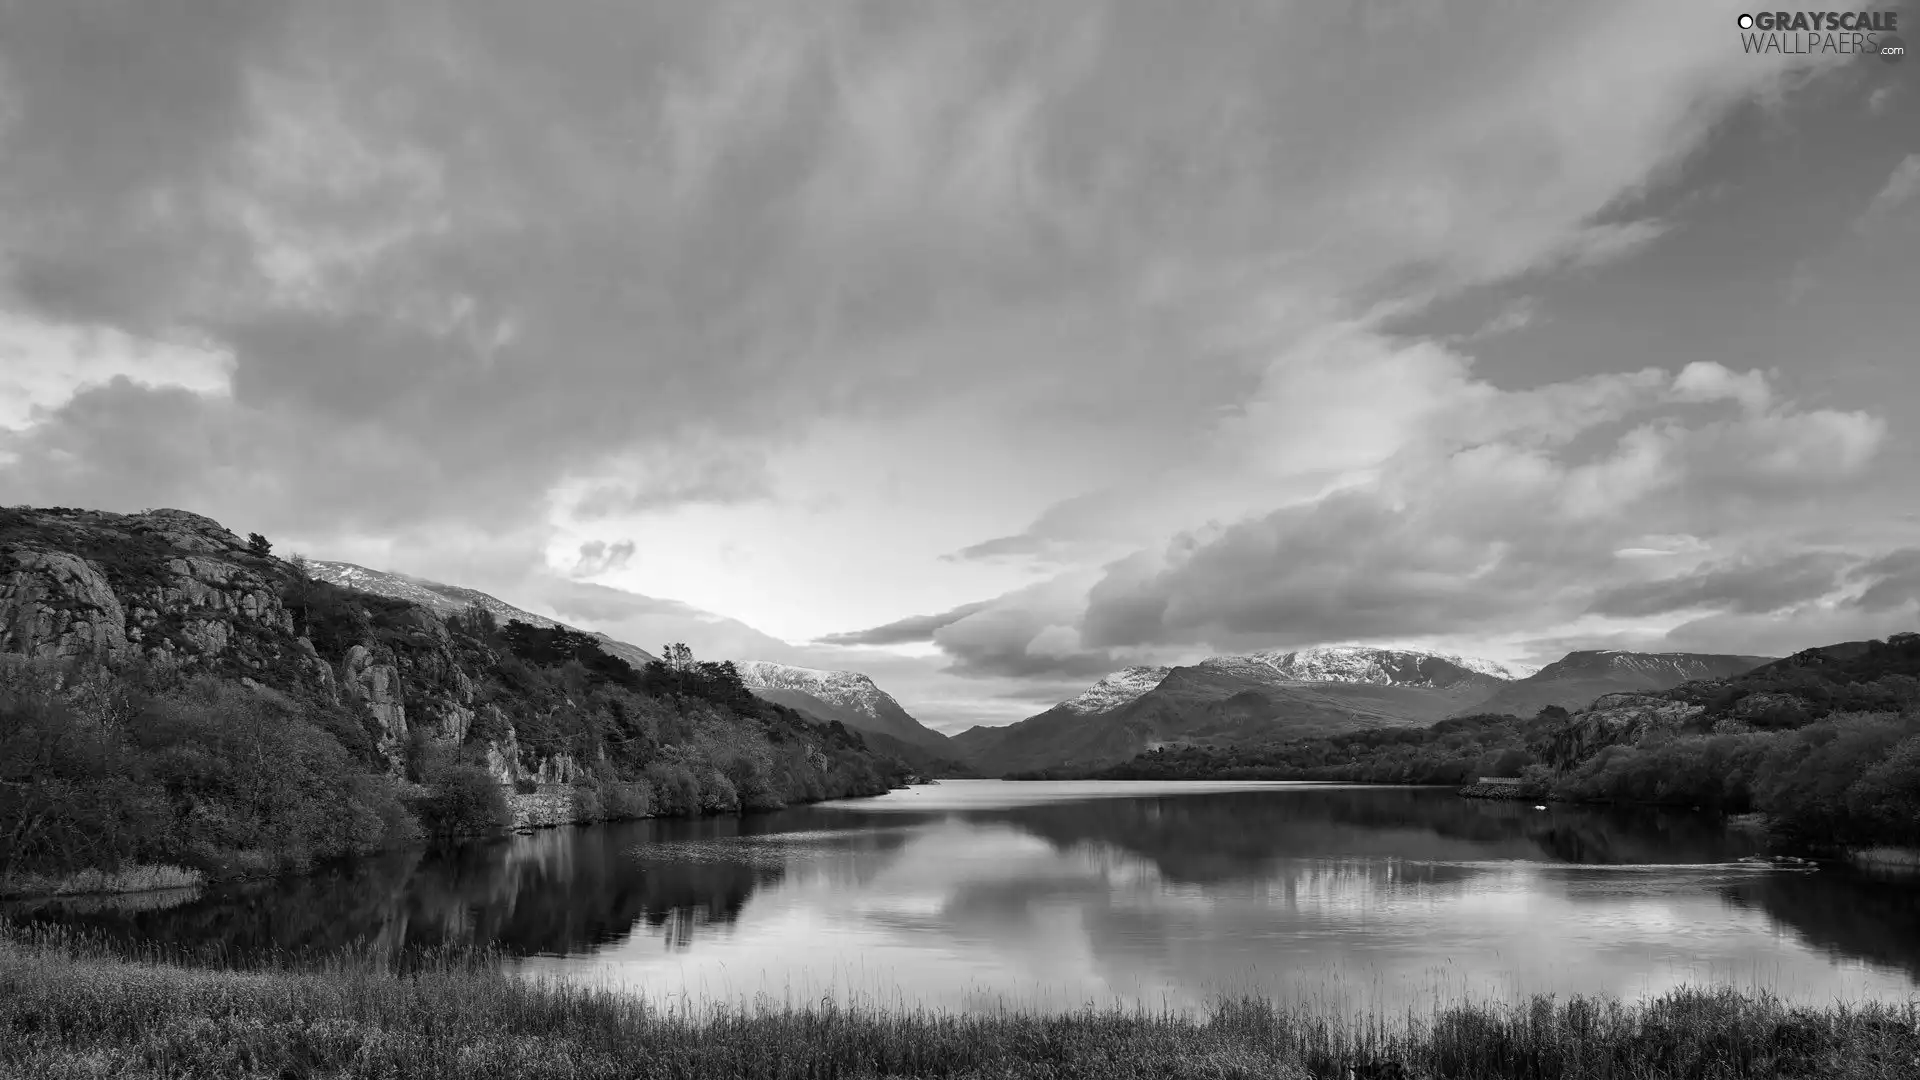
<box><xmin>734</xmin><ymin>661</ymin><xmax>975</xmax><ymax>778</ymax></box>
<box><xmin>1468</xmin><ymin>650</ymin><xmax>1775</xmax><ymax>718</ymax></box>
<box><xmin>732</xmin><ymin>661</ymin><xmax>940</xmax><ymax>747</ymax></box>
<box><xmin>1</xmin><ymin>506</ymin><xmax>910</xmax><ymax>886</ymax></box>
<box><xmin>951</xmin><ymin>646</ymin><xmax>1526</xmax><ymax>776</ymax></box>
<box><xmin>306</xmin><ymin>561</ymin><xmax>658</xmax><ymax>668</ymax></box>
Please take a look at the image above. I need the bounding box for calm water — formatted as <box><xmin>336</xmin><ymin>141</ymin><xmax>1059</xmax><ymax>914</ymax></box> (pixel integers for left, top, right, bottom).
<box><xmin>13</xmin><ymin>781</ymin><xmax>1920</xmax><ymax>1015</ymax></box>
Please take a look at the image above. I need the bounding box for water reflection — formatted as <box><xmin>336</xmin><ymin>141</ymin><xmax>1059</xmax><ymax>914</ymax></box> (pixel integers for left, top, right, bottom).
<box><xmin>12</xmin><ymin>781</ymin><xmax>1920</xmax><ymax>1013</ymax></box>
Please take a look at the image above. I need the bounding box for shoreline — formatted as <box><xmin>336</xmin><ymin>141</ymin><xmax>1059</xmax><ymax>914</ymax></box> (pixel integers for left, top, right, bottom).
<box><xmin>2</xmin><ymin>783</ymin><xmax>904</xmax><ymax>904</ymax></box>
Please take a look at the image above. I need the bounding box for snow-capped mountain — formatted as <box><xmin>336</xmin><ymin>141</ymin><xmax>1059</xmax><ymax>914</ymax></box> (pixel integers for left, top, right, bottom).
<box><xmin>951</xmin><ymin>645</ymin><xmax>1523</xmax><ymax>777</ymax></box>
<box><xmin>305</xmin><ymin>561</ymin><xmax>657</xmax><ymax>666</ymax></box>
<box><xmin>735</xmin><ymin>660</ymin><xmax>951</xmax><ymax>753</ymax></box>
<box><xmin>1206</xmin><ymin>645</ymin><xmax>1535</xmax><ymax>687</ymax></box>
<box><xmin>1057</xmin><ymin>666</ymin><xmax>1173</xmax><ymax>714</ymax></box>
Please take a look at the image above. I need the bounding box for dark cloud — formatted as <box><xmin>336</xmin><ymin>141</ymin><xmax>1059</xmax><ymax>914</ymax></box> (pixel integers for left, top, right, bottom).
<box><xmin>946</xmin><ymin>534</ymin><xmax>1053</xmax><ymax>562</ymax></box>
<box><xmin>0</xmin><ymin>0</ymin><xmax>292</xmax><ymax>326</ymax></box>
<box><xmin>1586</xmin><ymin>552</ymin><xmax>1854</xmax><ymax>618</ymax></box>
<box><xmin>816</xmin><ymin>600</ymin><xmax>992</xmax><ymax>646</ymax></box>
<box><xmin>1851</xmin><ymin>548</ymin><xmax>1920</xmax><ymax>612</ymax></box>
<box><xmin>0</xmin><ymin>1</ymin><xmax>1117</xmax><ymax>545</ymax></box>
<box><xmin>570</xmin><ymin>539</ymin><xmax>636</xmax><ymax>577</ymax></box>
<box><xmin>0</xmin><ymin>378</ymin><xmax>553</xmax><ymax>536</ymax></box>
<box><xmin>1079</xmin><ymin>490</ymin><xmax>1604</xmax><ymax>651</ymax></box>
<box><xmin>944</xmin><ymin>489</ymin><xmax>1121</xmax><ymax>563</ymax></box>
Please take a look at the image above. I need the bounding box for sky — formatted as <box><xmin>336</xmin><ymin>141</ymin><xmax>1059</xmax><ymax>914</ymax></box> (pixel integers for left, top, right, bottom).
<box><xmin>1</xmin><ymin>1</ymin><xmax>1916</xmax><ymax>733</ymax></box>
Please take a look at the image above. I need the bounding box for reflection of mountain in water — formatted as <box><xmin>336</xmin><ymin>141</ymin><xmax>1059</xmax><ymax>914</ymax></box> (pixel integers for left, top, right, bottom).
<box><xmin>2</xmin><ymin>817</ymin><xmax>882</xmax><ymax>959</ymax></box>
<box><xmin>10</xmin><ymin>786</ymin><xmax>1920</xmax><ymax>991</ymax></box>
<box><xmin>943</xmin><ymin>787</ymin><xmax>1764</xmax><ymax>887</ymax></box>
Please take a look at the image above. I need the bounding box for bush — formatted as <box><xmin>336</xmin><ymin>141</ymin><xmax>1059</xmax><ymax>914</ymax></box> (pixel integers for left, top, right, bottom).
<box><xmin>645</xmin><ymin>763</ymin><xmax>701</xmax><ymax>817</ymax></box>
<box><xmin>600</xmin><ymin>780</ymin><xmax>652</xmax><ymax>821</ymax></box>
<box><xmin>413</xmin><ymin>764</ymin><xmax>510</xmax><ymax>839</ymax></box>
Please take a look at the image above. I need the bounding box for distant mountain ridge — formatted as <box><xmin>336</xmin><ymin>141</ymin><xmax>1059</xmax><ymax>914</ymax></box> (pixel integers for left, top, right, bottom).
<box><xmin>305</xmin><ymin>561</ymin><xmax>658</xmax><ymax>668</ymax></box>
<box><xmin>952</xmin><ymin>645</ymin><xmax>1526</xmax><ymax>776</ymax></box>
<box><xmin>948</xmin><ymin>644</ymin><xmax>1790</xmax><ymax>777</ymax></box>
<box><xmin>1466</xmin><ymin>649</ymin><xmax>1775</xmax><ymax>718</ymax></box>
<box><xmin>1204</xmin><ymin>646</ymin><xmax>1536</xmax><ymax>686</ymax></box>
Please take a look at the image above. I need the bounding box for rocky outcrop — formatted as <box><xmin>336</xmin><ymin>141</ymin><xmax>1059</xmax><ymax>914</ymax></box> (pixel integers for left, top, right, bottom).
<box><xmin>1540</xmin><ymin>692</ymin><xmax>1707</xmax><ymax>768</ymax></box>
<box><xmin>1</xmin><ymin>507</ymin><xmax>290</xmax><ymax>663</ymax></box>
<box><xmin>0</xmin><ymin>551</ymin><xmax>130</xmax><ymax>660</ymax></box>
<box><xmin>294</xmin><ymin>636</ymin><xmax>338</xmax><ymax>705</ymax></box>
<box><xmin>1</xmin><ymin>504</ymin><xmax>909</xmax><ymax>811</ymax></box>
<box><xmin>341</xmin><ymin>645</ymin><xmax>409</xmax><ymax>764</ymax></box>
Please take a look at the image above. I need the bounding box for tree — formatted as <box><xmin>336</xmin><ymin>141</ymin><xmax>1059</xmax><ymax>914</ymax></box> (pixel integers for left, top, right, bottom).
<box><xmin>247</xmin><ymin>532</ymin><xmax>272</xmax><ymax>557</ymax></box>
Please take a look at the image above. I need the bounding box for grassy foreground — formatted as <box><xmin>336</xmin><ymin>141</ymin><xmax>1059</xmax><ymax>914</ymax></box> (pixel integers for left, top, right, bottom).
<box><xmin>2</xmin><ymin>924</ymin><xmax>1918</xmax><ymax>1079</ymax></box>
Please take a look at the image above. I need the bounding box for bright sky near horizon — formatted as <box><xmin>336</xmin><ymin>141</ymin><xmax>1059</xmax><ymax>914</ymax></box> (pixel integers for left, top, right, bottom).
<box><xmin>2</xmin><ymin>1</ymin><xmax>1916</xmax><ymax>732</ymax></box>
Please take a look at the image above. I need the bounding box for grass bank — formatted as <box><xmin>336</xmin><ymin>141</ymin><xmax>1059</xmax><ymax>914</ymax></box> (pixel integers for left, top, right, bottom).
<box><xmin>4</xmin><ymin>924</ymin><xmax>1919</xmax><ymax>1079</ymax></box>
<box><xmin>0</xmin><ymin>863</ymin><xmax>202</xmax><ymax>901</ymax></box>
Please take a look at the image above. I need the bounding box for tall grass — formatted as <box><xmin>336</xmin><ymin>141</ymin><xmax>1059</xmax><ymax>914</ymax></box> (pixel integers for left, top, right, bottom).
<box><xmin>0</xmin><ymin>863</ymin><xmax>202</xmax><ymax>900</ymax></box>
<box><xmin>2</xmin><ymin>920</ymin><xmax>1916</xmax><ymax>1079</ymax></box>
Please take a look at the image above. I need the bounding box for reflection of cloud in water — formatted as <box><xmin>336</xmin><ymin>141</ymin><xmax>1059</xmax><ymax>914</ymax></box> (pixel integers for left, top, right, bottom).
<box><xmin>19</xmin><ymin>783</ymin><xmax>1920</xmax><ymax>1017</ymax></box>
<box><xmin>586</xmin><ymin>801</ymin><xmax>1920</xmax><ymax>1018</ymax></box>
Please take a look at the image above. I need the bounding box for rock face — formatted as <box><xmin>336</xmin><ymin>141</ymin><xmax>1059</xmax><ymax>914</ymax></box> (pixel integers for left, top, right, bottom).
<box><xmin>0</xmin><ymin>508</ymin><xmax>294</xmax><ymax>665</ymax></box>
<box><xmin>342</xmin><ymin>644</ymin><xmax>410</xmax><ymax>767</ymax></box>
<box><xmin>1540</xmin><ymin>692</ymin><xmax>1708</xmax><ymax>768</ymax></box>
<box><xmin>0</xmin><ymin>550</ymin><xmax>130</xmax><ymax>660</ymax></box>
<box><xmin>0</xmin><ymin>506</ymin><xmax>584</xmax><ymax>788</ymax></box>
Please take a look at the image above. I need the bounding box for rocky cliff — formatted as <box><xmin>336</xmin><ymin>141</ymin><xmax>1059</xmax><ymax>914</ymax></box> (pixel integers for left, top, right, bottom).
<box><xmin>0</xmin><ymin>506</ymin><xmax>903</xmax><ymax>804</ymax></box>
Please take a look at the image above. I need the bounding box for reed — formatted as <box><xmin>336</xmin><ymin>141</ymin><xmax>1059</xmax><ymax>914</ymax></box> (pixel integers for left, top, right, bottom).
<box><xmin>0</xmin><ymin>863</ymin><xmax>203</xmax><ymax>900</ymax></box>
<box><xmin>2</xmin><ymin>921</ymin><xmax>1916</xmax><ymax>1079</ymax></box>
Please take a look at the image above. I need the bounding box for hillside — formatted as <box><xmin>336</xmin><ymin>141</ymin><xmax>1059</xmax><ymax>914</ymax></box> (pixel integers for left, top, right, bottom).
<box><xmin>306</xmin><ymin>561</ymin><xmax>659</xmax><ymax>669</ymax></box>
<box><xmin>0</xmin><ymin>506</ymin><xmax>909</xmax><ymax>892</ymax></box>
<box><xmin>1466</xmin><ymin>650</ymin><xmax>1774</xmax><ymax>718</ymax></box>
<box><xmin>736</xmin><ymin>662</ymin><xmax>975</xmax><ymax>776</ymax></box>
<box><xmin>1086</xmin><ymin>633</ymin><xmax>1920</xmax><ymax>852</ymax></box>
<box><xmin>953</xmin><ymin>646</ymin><xmax>1523</xmax><ymax>776</ymax></box>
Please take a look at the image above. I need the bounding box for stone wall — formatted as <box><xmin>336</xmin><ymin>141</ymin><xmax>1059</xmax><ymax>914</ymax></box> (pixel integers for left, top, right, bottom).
<box><xmin>505</xmin><ymin>785</ymin><xmax>578</xmax><ymax>831</ymax></box>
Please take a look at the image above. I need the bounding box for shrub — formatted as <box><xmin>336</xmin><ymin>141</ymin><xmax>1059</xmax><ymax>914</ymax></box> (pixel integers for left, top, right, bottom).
<box><xmin>601</xmin><ymin>779</ymin><xmax>653</xmax><ymax>821</ymax></box>
<box><xmin>413</xmin><ymin>764</ymin><xmax>510</xmax><ymax>839</ymax></box>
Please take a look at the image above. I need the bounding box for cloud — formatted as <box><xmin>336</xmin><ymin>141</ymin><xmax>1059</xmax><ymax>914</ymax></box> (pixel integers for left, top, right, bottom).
<box><xmin>1459</xmin><ymin>298</ymin><xmax>1541</xmax><ymax>342</ymax></box>
<box><xmin>1587</xmin><ymin>551</ymin><xmax>1855</xmax><ymax>617</ymax></box>
<box><xmin>2</xmin><ymin>1</ymin><xmax>1902</xmax><ymax>717</ymax></box>
<box><xmin>539</xmin><ymin>578</ymin><xmax>799</xmax><ymax>662</ymax></box>
<box><xmin>816</xmin><ymin>599</ymin><xmax>993</xmax><ymax>647</ymax></box>
<box><xmin>1855</xmin><ymin>154</ymin><xmax>1920</xmax><ymax>232</ymax></box>
<box><xmin>570</xmin><ymin>539</ymin><xmax>636</xmax><ymax>577</ymax></box>
<box><xmin>902</xmin><ymin>345</ymin><xmax>1889</xmax><ymax>675</ymax></box>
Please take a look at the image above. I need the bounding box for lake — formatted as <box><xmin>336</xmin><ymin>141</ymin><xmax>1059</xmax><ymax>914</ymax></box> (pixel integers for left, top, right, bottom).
<box><xmin>12</xmin><ymin>780</ymin><xmax>1920</xmax><ymax>1016</ymax></box>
